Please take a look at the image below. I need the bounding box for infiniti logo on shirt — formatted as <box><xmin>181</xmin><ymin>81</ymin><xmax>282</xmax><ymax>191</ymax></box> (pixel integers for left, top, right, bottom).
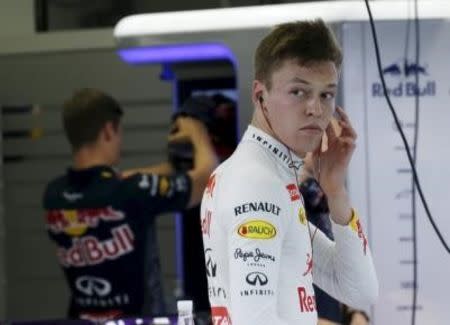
<box><xmin>246</xmin><ymin>272</ymin><xmax>268</xmax><ymax>286</ymax></box>
<box><xmin>75</xmin><ymin>276</ymin><xmax>112</xmax><ymax>297</ymax></box>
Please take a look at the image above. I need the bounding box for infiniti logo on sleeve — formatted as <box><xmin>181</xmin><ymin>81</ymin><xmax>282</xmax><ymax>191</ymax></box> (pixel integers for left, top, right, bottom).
<box><xmin>75</xmin><ymin>276</ymin><xmax>112</xmax><ymax>297</ymax></box>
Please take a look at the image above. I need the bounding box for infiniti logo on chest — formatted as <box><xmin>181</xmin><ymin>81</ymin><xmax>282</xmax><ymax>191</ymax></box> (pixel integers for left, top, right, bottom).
<box><xmin>246</xmin><ymin>272</ymin><xmax>268</xmax><ymax>286</ymax></box>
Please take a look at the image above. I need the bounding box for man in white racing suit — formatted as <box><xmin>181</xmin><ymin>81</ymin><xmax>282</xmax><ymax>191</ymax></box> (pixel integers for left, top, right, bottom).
<box><xmin>201</xmin><ymin>20</ymin><xmax>378</xmax><ymax>325</ymax></box>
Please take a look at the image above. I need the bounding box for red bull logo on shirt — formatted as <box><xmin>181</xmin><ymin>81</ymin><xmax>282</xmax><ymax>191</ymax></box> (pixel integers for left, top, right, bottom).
<box><xmin>46</xmin><ymin>207</ymin><xmax>125</xmax><ymax>236</ymax></box>
<box><xmin>57</xmin><ymin>224</ymin><xmax>135</xmax><ymax>267</ymax></box>
<box><xmin>297</xmin><ymin>286</ymin><xmax>316</xmax><ymax>313</ymax></box>
<box><xmin>237</xmin><ymin>220</ymin><xmax>276</xmax><ymax>239</ymax></box>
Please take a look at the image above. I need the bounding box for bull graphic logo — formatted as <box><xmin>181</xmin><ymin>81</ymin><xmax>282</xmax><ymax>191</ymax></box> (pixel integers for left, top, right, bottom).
<box><xmin>383</xmin><ymin>59</ymin><xmax>428</xmax><ymax>77</ymax></box>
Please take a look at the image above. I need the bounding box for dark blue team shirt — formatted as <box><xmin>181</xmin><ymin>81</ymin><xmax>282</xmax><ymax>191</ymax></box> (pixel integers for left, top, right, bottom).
<box><xmin>300</xmin><ymin>178</ymin><xmax>342</xmax><ymax>323</ymax></box>
<box><xmin>42</xmin><ymin>166</ymin><xmax>191</xmax><ymax>320</ymax></box>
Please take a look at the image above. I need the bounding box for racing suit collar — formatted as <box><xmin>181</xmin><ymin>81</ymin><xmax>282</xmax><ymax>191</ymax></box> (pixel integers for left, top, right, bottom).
<box><xmin>67</xmin><ymin>165</ymin><xmax>117</xmax><ymax>186</ymax></box>
<box><xmin>243</xmin><ymin>125</ymin><xmax>304</xmax><ymax>171</ymax></box>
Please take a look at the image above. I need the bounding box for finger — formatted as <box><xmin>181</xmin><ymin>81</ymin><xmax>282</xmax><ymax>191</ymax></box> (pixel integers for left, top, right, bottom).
<box><xmin>338</xmin><ymin>120</ymin><xmax>357</xmax><ymax>140</ymax></box>
<box><xmin>330</xmin><ymin>116</ymin><xmax>342</xmax><ymax>137</ymax></box>
<box><xmin>326</xmin><ymin>122</ymin><xmax>338</xmax><ymax>145</ymax></box>
<box><xmin>172</xmin><ymin>117</ymin><xmax>181</xmax><ymax>127</ymax></box>
<box><xmin>338</xmin><ymin>137</ymin><xmax>356</xmax><ymax>152</ymax></box>
<box><xmin>321</xmin><ymin>130</ymin><xmax>328</xmax><ymax>153</ymax></box>
<box><xmin>172</xmin><ymin>118</ymin><xmax>187</xmax><ymax>133</ymax></box>
<box><xmin>339</xmin><ymin>137</ymin><xmax>356</xmax><ymax>146</ymax></box>
<box><xmin>168</xmin><ymin>132</ymin><xmax>190</xmax><ymax>143</ymax></box>
<box><xmin>336</xmin><ymin>106</ymin><xmax>351</xmax><ymax>123</ymax></box>
<box><xmin>335</xmin><ymin>107</ymin><xmax>351</xmax><ymax>126</ymax></box>
<box><xmin>181</xmin><ymin>116</ymin><xmax>203</xmax><ymax>128</ymax></box>
<box><xmin>336</xmin><ymin>107</ymin><xmax>357</xmax><ymax>137</ymax></box>
<box><xmin>169</xmin><ymin>123</ymin><xmax>177</xmax><ymax>135</ymax></box>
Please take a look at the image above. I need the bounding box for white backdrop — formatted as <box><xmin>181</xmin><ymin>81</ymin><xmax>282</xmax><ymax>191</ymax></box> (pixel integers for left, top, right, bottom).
<box><xmin>342</xmin><ymin>20</ymin><xmax>450</xmax><ymax>325</ymax></box>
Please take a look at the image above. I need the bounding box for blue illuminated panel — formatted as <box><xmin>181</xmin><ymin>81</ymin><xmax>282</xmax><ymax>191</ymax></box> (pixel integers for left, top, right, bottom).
<box><xmin>118</xmin><ymin>43</ymin><xmax>235</xmax><ymax>64</ymax></box>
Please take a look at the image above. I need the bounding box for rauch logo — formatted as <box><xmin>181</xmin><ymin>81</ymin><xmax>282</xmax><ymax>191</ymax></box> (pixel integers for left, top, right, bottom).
<box><xmin>372</xmin><ymin>59</ymin><xmax>436</xmax><ymax>98</ymax></box>
<box><xmin>237</xmin><ymin>220</ymin><xmax>276</xmax><ymax>239</ymax></box>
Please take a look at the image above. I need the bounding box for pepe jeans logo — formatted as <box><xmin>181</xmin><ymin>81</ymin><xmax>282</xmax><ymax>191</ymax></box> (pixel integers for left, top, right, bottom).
<box><xmin>234</xmin><ymin>248</ymin><xmax>275</xmax><ymax>263</ymax></box>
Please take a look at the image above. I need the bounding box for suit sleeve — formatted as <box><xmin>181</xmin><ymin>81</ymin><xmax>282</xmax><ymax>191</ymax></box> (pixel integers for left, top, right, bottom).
<box><xmin>123</xmin><ymin>172</ymin><xmax>192</xmax><ymax>216</ymax></box>
<box><xmin>311</xmin><ymin>211</ymin><xmax>379</xmax><ymax>310</ymax></box>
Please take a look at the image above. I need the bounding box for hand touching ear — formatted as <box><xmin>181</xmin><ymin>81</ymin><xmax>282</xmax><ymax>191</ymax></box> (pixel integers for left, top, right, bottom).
<box><xmin>311</xmin><ymin>106</ymin><xmax>357</xmax><ymax>196</ymax></box>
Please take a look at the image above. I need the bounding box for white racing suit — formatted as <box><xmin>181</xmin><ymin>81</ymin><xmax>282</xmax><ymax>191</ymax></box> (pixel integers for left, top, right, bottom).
<box><xmin>201</xmin><ymin>125</ymin><xmax>378</xmax><ymax>325</ymax></box>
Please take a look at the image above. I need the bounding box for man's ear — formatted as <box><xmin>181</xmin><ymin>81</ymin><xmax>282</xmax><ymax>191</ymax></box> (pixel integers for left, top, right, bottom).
<box><xmin>102</xmin><ymin>121</ymin><xmax>116</xmax><ymax>142</ymax></box>
<box><xmin>252</xmin><ymin>80</ymin><xmax>266</xmax><ymax>108</ymax></box>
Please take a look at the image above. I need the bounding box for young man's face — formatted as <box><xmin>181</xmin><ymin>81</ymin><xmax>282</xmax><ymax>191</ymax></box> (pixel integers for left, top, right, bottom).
<box><xmin>256</xmin><ymin>58</ymin><xmax>338</xmax><ymax>156</ymax></box>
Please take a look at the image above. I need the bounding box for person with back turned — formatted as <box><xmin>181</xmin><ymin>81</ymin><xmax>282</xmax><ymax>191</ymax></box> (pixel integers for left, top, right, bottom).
<box><xmin>43</xmin><ymin>88</ymin><xmax>218</xmax><ymax>321</ymax></box>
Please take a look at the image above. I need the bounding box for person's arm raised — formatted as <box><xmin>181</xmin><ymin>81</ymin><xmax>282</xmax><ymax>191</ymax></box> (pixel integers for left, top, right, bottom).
<box><xmin>169</xmin><ymin>117</ymin><xmax>218</xmax><ymax>208</ymax></box>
